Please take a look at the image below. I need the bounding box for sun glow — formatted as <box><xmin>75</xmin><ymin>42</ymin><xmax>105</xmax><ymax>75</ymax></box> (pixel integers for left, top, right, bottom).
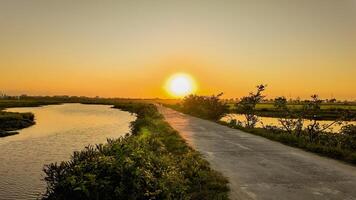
<box><xmin>165</xmin><ymin>73</ymin><xmax>197</xmax><ymax>97</ymax></box>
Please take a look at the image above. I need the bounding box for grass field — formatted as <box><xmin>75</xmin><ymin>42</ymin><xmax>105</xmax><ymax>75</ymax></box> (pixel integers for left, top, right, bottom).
<box><xmin>227</xmin><ymin>103</ymin><xmax>356</xmax><ymax>111</ymax></box>
<box><xmin>227</xmin><ymin>103</ymin><xmax>356</xmax><ymax>120</ymax></box>
<box><xmin>166</xmin><ymin>100</ymin><xmax>356</xmax><ymax>120</ymax></box>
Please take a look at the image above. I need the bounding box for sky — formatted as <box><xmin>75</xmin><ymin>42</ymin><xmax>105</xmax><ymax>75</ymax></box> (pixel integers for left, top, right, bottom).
<box><xmin>0</xmin><ymin>0</ymin><xmax>355</xmax><ymax>99</ymax></box>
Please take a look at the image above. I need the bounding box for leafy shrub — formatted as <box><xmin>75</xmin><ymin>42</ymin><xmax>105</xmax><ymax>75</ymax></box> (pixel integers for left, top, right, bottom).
<box><xmin>236</xmin><ymin>84</ymin><xmax>266</xmax><ymax>128</ymax></box>
<box><xmin>43</xmin><ymin>103</ymin><xmax>229</xmax><ymax>200</ymax></box>
<box><xmin>181</xmin><ymin>93</ymin><xmax>228</xmax><ymax>121</ymax></box>
<box><xmin>340</xmin><ymin>124</ymin><xmax>356</xmax><ymax>151</ymax></box>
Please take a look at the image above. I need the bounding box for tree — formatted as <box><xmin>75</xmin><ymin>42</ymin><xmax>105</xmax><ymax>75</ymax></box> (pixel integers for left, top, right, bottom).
<box><xmin>274</xmin><ymin>95</ymin><xmax>345</xmax><ymax>140</ymax></box>
<box><xmin>236</xmin><ymin>84</ymin><xmax>266</xmax><ymax>128</ymax></box>
<box><xmin>182</xmin><ymin>93</ymin><xmax>229</xmax><ymax>121</ymax></box>
<box><xmin>274</xmin><ymin>96</ymin><xmax>303</xmax><ymax>136</ymax></box>
<box><xmin>303</xmin><ymin>95</ymin><xmax>344</xmax><ymax>142</ymax></box>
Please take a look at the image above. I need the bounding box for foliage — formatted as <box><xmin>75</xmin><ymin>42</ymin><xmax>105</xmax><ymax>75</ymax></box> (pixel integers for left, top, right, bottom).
<box><xmin>303</xmin><ymin>95</ymin><xmax>343</xmax><ymax>142</ymax></box>
<box><xmin>236</xmin><ymin>84</ymin><xmax>266</xmax><ymax>128</ymax></box>
<box><xmin>181</xmin><ymin>93</ymin><xmax>229</xmax><ymax>121</ymax></box>
<box><xmin>272</xmin><ymin>95</ymin><xmax>346</xmax><ymax>143</ymax></box>
<box><xmin>340</xmin><ymin>124</ymin><xmax>356</xmax><ymax>151</ymax></box>
<box><xmin>43</xmin><ymin>103</ymin><xmax>229</xmax><ymax>200</ymax></box>
<box><xmin>221</xmin><ymin>93</ymin><xmax>356</xmax><ymax>164</ymax></box>
<box><xmin>228</xmin><ymin>101</ymin><xmax>356</xmax><ymax>121</ymax></box>
<box><xmin>273</xmin><ymin>96</ymin><xmax>304</xmax><ymax>136</ymax></box>
<box><xmin>165</xmin><ymin>86</ymin><xmax>356</xmax><ymax>165</ymax></box>
<box><xmin>0</xmin><ymin>111</ymin><xmax>35</xmax><ymax>133</ymax></box>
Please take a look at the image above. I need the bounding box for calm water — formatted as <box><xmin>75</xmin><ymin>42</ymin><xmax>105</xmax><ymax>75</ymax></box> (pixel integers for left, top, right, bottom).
<box><xmin>222</xmin><ymin>114</ymin><xmax>356</xmax><ymax>132</ymax></box>
<box><xmin>0</xmin><ymin>104</ymin><xmax>135</xmax><ymax>200</ymax></box>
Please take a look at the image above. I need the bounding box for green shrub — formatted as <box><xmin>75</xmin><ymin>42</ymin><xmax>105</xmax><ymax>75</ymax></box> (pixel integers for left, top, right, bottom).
<box><xmin>181</xmin><ymin>94</ymin><xmax>228</xmax><ymax>121</ymax></box>
<box><xmin>43</xmin><ymin>103</ymin><xmax>229</xmax><ymax>200</ymax></box>
<box><xmin>340</xmin><ymin>124</ymin><xmax>356</xmax><ymax>151</ymax></box>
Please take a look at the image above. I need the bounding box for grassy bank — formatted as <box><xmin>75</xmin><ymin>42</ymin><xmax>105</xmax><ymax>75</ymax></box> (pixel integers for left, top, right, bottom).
<box><xmin>0</xmin><ymin>111</ymin><xmax>35</xmax><ymax>137</ymax></box>
<box><xmin>0</xmin><ymin>99</ymin><xmax>62</xmax><ymax>109</ymax></box>
<box><xmin>43</xmin><ymin>103</ymin><xmax>229</xmax><ymax>200</ymax></box>
<box><xmin>0</xmin><ymin>97</ymin><xmax>179</xmax><ymax>109</ymax></box>
<box><xmin>219</xmin><ymin>121</ymin><xmax>356</xmax><ymax>164</ymax></box>
<box><xmin>0</xmin><ymin>97</ymin><xmax>178</xmax><ymax>137</ymax></box>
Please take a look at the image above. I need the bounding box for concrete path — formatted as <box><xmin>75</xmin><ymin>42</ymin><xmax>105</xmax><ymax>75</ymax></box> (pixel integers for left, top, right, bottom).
<box><xmin>158</xmin><ymin>106</ymin><xmax>356</xmax><ymax>200</ymax></box>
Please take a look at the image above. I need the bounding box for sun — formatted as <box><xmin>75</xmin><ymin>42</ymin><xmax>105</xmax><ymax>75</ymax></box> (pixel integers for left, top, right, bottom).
<box><xmin>165</xmin><ymin>73</ymin><xmax>197</xmax><ymax>97</ymax></box>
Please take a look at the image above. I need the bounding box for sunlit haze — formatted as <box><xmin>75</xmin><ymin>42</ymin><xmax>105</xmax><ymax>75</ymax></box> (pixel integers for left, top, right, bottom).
<box><xmin>0</xmin><ymin>0</ymin><xmax>355</xmax><ymax>99</ymax></box>
<box><xmin>165</xmin><ymin>73</ymin><xmax>197</xmax><ymax>97</ymax></box>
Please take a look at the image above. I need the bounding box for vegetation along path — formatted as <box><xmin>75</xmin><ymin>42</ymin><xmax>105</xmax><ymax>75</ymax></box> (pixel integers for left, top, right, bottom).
<box><xmin>158</xmin><ymin>105</ymin><xmax>356</xmax><ymax>200</ymax></box>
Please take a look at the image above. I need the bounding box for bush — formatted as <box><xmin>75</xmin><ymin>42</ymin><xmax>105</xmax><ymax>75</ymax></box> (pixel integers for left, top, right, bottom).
<box><xmin>340</xmin><ymin>124</ymin><xmax>356</xmax><ymax>151</ymax></box>
<box><xmin>43</xmin><ymin>103</ymin><xmax>229</xmax><ymax>200</ymax></box>
<box><xmin>181</xmin><ymin>94</ymin><xmax>228</xmax><ymax>121</ymax></box>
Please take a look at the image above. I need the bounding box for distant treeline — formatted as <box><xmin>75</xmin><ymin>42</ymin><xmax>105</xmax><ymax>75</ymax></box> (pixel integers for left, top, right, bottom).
<box><xmin>0</xmin><ymin>95</ymin><xmax>180</xmax><ymax>109</ymax></box>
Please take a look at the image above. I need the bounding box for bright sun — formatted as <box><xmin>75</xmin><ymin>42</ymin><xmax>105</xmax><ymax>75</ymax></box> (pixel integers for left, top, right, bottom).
<box><xmin>165</xmin><ymin>73</ymin><xmax>197</xmax><ymax>97</ymax></box>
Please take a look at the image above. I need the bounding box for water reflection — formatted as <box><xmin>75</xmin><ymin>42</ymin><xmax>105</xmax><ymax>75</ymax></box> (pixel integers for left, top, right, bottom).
<box><xmin>0</xmin><ymin>104</ymin><xmax>135</xmax><ymax>200</ymax></box>
<box><xmin>221</xmin><ymin>114</ymin><xmax>355</xmax><ymax>133</ymax></box>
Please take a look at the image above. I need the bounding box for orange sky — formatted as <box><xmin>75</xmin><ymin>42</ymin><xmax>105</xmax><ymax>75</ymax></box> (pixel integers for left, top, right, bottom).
<box><xmin>0</xmin><ymin>0</ymin><xmax>355</xmax><ymax>100</ymax></box>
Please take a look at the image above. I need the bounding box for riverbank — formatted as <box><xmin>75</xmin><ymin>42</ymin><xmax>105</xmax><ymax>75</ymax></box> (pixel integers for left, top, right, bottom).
<box><xmin>0</xmin><ymin>99</ymin><xmax>64</xmax><ymax>137</ymax></box>
<box><xmin>0</xmin><ymin>111</ymin><xmax>35</xmax><ymax>137</ymax></box>
<box><xmin>43</xmin><ymin>103</ymin><xmax>229</xmax><ymax>199</ymax></box>
<box><xmin>0</xmin><ymin>97</ymin><xmax>171</xmax><ymax>137</ymax></box>
<box><xmin>0</xmin><ymin>130</ymin><xmax>19</xmax><ymax>137</ymax></box>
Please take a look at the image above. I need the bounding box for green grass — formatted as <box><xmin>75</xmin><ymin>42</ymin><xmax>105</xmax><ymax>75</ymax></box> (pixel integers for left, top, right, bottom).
<box><xmin>227</xmin><ymin>103</ymin><xmax>356</xmax><ymax>110</ymax></box>
<box><xmin>0</xmin><ymin>99</ymin><xmax>61</xmax><ymax>110</ymax></box>
<box><xmin>43</xmin><ymin>103</ymin><xmax>229</xmax><ymax>200</ymax></box>
<box><xmin>227</xmin><ymin>103</ymin><xmax>356</xmax><ymax>120</ymax></box>
<box><xmin>0</xmin><ymin>98</ymin><xmax>180</xmax><ymax>110</ymax></box>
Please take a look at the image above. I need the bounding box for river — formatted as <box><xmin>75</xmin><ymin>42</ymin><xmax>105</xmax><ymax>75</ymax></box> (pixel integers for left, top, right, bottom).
<box><xmin>0</xmin><ymin>103</ymin><xmax>135</xmax><ymax>200</ymax></box>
